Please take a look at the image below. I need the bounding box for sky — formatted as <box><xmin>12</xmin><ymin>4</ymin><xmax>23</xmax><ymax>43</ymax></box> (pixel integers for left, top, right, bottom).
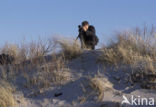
<box><xmin>0</xmin><ymin>0</ymin><xmax>156</xmax><ymax>46</ymax></box>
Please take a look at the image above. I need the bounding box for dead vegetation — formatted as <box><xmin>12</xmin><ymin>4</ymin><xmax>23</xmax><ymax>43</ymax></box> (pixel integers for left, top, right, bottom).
<box><xmin>24</xmin><ymin>55</ymin><xmax>72</xmax><ymax>89</ymax></box>
<box><xmin>0</xmin><ymin>26</ymin><xmax>156</xmax><ymax>107</ymax></box>
<box><xmin>0</xmin><ymin>80</ymin><xmax>15</xmax><ymax>107</ymax></box>
<box><xmin>98</xmin><ymin>32</ymin><xmax>156</xmax><ymax>65</ymax></box>
<box><xmin>0</xmin><ymin>37</ymin><xmax>81</xmax><ymax>92</ymax></box>
<box><xmin>89</xmin><ymin>76</ymin><xmax>113</xmax><ymax>101</ymax></box>
<box><xmin>98</xmin><ymin>26</ymin><xmax>156</xmax><ymax>89</ymax></box>
<box><xmin>0</xmin><ymin>37</ymin><xmax>54</xmax><ymax>64</ymax></box>
<box><xmin>53</xmin><ymin>37</ymin><xmax>82</xmax><ymax>59</ymax></box>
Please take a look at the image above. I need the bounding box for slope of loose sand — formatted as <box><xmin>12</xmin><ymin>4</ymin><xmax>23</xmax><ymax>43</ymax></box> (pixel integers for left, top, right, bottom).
<box><xmin>4</xmin><ymin>50</ymin><xmax>156</xmax><ymax>107</ymax></box>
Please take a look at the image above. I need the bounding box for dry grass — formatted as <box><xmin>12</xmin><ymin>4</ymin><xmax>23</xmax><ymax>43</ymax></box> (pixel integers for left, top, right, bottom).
<box><xmin>0</xmin><ymin>81</ymin><xmax>15</xmax><ymax>107</ymax></box>
<box><xmin>0</xmin><ymin>55</ymin><xmax>72</xmax><ymax>91</ymax></box>
<box><xmin>99</xmin><ymin>35</ymin><xmax>149</xmax><ymax>65</ymax></box>
<box><xmin>53</xmin><ymin>37</ymin><xmax>82</xmax><ymax>59</ymax></box>
<box><xmin>0</xmin><ymin>37</ymin><xmax>73</xmax><ymax>91</ymax></box>
<box><xmin>88</xmin><ymin>76</ymin><xmax>113</xmax><ymax>101</ymax></box>
<box><xmin>98</xmin><ymin>28</ymin><xmax>156</xmax><ymax>66</ymax></box>
<box><xmin>98</xmin><ymin>26</ymin><xmax>156</xmax><ymax>89</ymax></box>
<box><xmin>24</xmin><ymin>56</ymin><xmax>72</xmax><ymax>89</ymax></box>
<box><xmin>0</xmin><ymin>37</ymin><xmax>54</xmax><ymax>64</ymax></box>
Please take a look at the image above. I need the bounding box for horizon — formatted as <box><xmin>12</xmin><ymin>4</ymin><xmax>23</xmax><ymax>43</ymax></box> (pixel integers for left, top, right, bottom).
<box><xmin>0</xmin><ymin>0</ymin><xmax>156</xmax><ymax>46</ymax></box>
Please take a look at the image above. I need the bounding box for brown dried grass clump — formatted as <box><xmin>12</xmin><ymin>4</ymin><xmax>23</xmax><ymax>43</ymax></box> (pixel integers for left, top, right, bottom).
<box><xmin>89</xmin><ymin>76</ymin><xmax>113</xmax><ymax>101</ymax></box>
<box><xmin>0</xmin><ymin>37</ymin><xmax>73</xmax><ymax>90</ymax></box>
<box><xmin>98</xmin><ymin>29</ymin><xmax>156</xmax><ymax>66</ymax></box>
<box><xmin>98</xmin><ymin>26</ymin><xmax>156</xmax><ymax>89</ymax></box>
<box><xmin>0</xmin><ymin>81</ymin><xmax>15</xmax><ymax>107</ymax></box>
<box><xmin>53</xmin><ymin>37</ymin><xmax>82</xmax><ymax>59</ymax></box>
<box><xmin>0</xmin><ymin>37</ymin><xmax>54</xmax><ymax>64</ymax></box>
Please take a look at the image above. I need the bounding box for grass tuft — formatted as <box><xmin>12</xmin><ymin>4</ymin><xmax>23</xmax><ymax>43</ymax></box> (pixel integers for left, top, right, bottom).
<box><xmin>0</xmin><ymin>81</ymin><xmax>15</xmax><ymax>107</ymax></box>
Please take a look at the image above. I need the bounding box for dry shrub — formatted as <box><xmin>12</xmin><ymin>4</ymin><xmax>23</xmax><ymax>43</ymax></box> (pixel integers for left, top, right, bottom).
<box><xmin>53</xmin><ymin>37</ymin><xmax>82</xmax><ymax>59</ymax></box>
<box><xmin>0</xmin><ymin>81</ymin><xmax>15</xmax><ymax>107</ymax></box>
<box><xmin>28</xmin><ymin>38</ymin><xmax>53</xmax><ymax>59</ymax></box>
<box><xmin>0</xmin><ymin>37</ymin><xmax>54</xmax><ymax>64</ymax></box>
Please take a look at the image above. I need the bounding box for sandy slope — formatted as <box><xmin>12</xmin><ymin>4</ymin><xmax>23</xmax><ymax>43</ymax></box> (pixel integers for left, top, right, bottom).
<box><xmin>13</xmin><ymin>50</ymin><xmax>156</xmax><ymax>107</ymax></box>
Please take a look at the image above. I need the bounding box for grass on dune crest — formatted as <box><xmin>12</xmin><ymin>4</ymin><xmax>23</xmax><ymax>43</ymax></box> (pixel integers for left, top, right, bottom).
<box><xmin>0</xmin><ymin>37</ymin><xmax>54</xmax><ymax>64</ymax></box>
<box><xmin>98</xmin><ymin>27</ymin><xmax>156</xmax><ymax>68</ymax></box>
<box><xmin>0</xmin><ymin>37</ymin><xmax>82</xmax><ymax>91</ymax></box>
<box><xmin>98</xmin><ymin>26</ymin><xmax>156</xmax><ymax>89</ymax></box>
<box><xmin>53</xmin><ymin>37</ymin><xmax>82</xmax><ymax>59</ymax></box>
